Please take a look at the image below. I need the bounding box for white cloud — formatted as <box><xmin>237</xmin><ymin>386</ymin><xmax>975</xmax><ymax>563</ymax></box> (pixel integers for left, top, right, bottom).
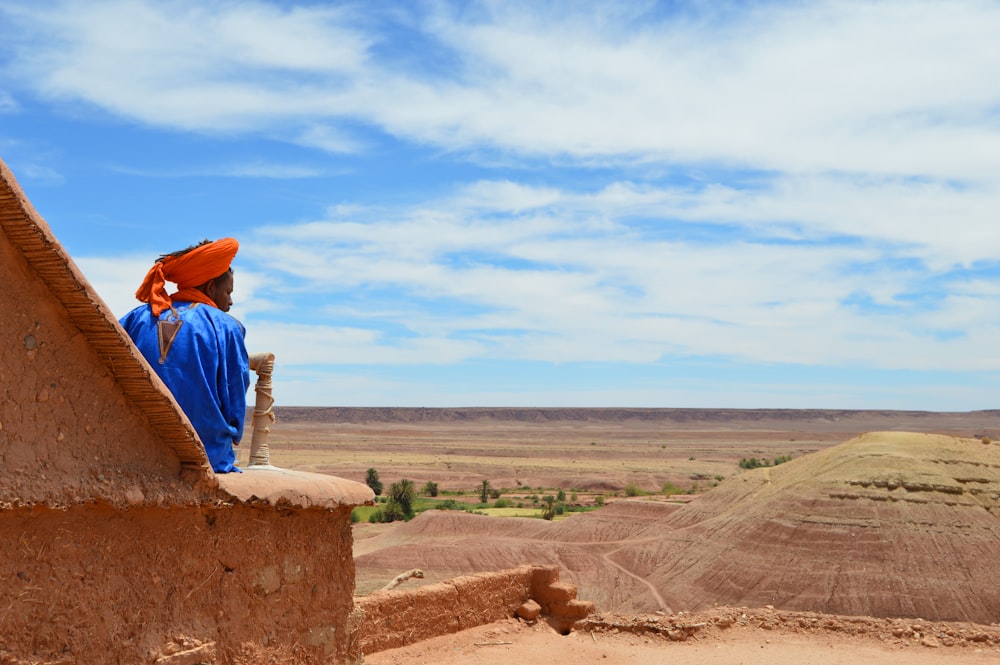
<box><xmin>453</xmin><ymin>180</ymin><xmax>564</xmax><ymax>213</ymax></box>
<box><xmin>216</xmin><ymin>162</ymin><xmax>324</xmax><ymax>179</ymax></box>
<box><xmin>578</xmin><ymin>176</ymin><xmax>1000</xmax><ymax>269</ymax></box>
<box><xmin>0</xmin><ymin>91</ymin><xmax>17</xmax><ymax>112</ymax></box>
<box><xmin>20</xmin><ymin>1</ymin><xmax>1000</xmax><ymax>407</ymax></box>
<box><xmin>244</xmin><ymin>321</ymin><xmax>483</xmax><ymax>366</ymax></box>
<box><xmin>14</xmin><ymin>162</ymin><xmax>65</xmax><ymax>185</ymax></box>
<box><xmin>293</xmin><ymin>124</ymin><xmax>365</xmax><ymax>155</ymax></box>
<box><xmin>3</xmin><ymin>0</ymin><xmax>370</xmax><ymax>130</ymax></box>
<box><xmin>75</xmin><ymin>255</ymin><xmax>152</xmax><ymax>317</ymax></box>
<box><xmin>107</xmin><ymin>161</ymin><xmax>325</xmax><ymax>179</ymax></box>
<box><xmin>259</xmin><ymin>368</ymin><xmax>409</xmax><ymax>408</ymax></box>
<box><xmin>370</xmin><ymin>1</ymin><xmax>1000</xmax><ymax>178</ymax></box>
<box><xmin>78</xmin><ymin>166</ymin><xmax>1000</xmax><ymax>378</ymax></box>
<box><xmin>227</xmin><ymin>175</ymin><xmax>1000</xmax><ymax>374</ymax></box>
<box><xmin>5</xmin><ymin>1</ymin><xmax>999</xmax><ymax>180</ymax></box>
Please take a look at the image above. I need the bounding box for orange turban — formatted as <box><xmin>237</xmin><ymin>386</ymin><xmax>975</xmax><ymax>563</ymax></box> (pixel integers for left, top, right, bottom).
<box><xmin>135</xmin><ymin>238</ymin><xmax>239</xmax><ymax>316</ymax></box>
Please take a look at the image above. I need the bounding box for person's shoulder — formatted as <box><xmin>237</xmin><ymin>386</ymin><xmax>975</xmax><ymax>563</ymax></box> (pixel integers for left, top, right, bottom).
<box><xmin>119</xmin><ymin>303</ymin><xmax>150</xmax><ymax>326</ymax></box>
<box><xmin>198</xmin><ymin>305</ymin><xmax>242</xmax><ymax>322</ymax></box>
<box><xmin>193</xmin><ymin>305</ymin><xmax>246</xmax><ymax>334</ymax></box>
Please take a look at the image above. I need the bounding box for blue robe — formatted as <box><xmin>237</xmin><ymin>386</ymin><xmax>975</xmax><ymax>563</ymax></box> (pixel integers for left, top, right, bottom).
<box><xmin>120</xmin><ymin>302</ymin><xmax>250</xmax><ymax>473</ymax></box>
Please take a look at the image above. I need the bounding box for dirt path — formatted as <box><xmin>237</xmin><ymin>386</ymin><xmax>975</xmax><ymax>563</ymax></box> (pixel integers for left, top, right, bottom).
<box><xmin>364</xmin><ymin>615</ymin><xmax>1000</xmax><ymax>665</ymax></box>
<box><xmin>600</xmin><ymin>544</ymin><xmax>672</xmax><ymax>613</ymax></box>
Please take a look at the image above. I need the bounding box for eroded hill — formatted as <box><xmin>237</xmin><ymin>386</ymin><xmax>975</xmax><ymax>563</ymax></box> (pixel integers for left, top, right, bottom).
<box><xmin>355</xmin><ymin>432</ymin><xmax>1000</xmax><ymax>623</ymax></box>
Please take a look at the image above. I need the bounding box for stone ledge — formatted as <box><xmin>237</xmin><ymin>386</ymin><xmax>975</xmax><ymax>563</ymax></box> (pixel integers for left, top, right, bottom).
<box><xmin>216</xmin><ymin>466</ymin><xmax>375</xmax><ymax>510</ymax></box>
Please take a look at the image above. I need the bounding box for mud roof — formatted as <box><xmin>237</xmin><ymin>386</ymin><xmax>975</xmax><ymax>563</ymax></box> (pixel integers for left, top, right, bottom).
<box><xmin>0</xmin><ymin>157</ymin><xmax>212</xmax><ymax>476</ymax></box>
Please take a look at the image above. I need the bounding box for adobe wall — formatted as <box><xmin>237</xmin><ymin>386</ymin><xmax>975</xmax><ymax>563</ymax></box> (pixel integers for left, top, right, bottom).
<box><xmin>352</xmin><ymin>564</ymin><xmax>595</xmax><ymax>655</ymax></box>
<box><xmin>0</xmin><ymin>228</ymin><xmax>205</xmax><ymax>509</ymax></box>
<box><xmin>1</xmin><ymin>157</ymin><xmax>374</xmax><ymax>664</ymax></box>
<box><xmin>0</xmin><ymin>501</ymin><xmax>360</xmax><ymax>665</ymax></box>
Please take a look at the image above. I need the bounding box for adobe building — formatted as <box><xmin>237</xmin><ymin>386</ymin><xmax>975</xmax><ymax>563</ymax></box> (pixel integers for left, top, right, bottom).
<box><xmin>0</xmin><ymin>156</ymin><xmax>599</xmax><ymax>664</ymax></box>
<box><xmin>0</xmin><ymin>157</ymin><xmax>376</xmax><ymax>664</ymax></box>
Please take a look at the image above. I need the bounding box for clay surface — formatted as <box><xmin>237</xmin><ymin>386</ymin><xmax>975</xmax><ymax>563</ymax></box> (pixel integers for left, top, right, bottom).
<box><xmin>0</xmin><ymin>502</ymin><xmax>358</xmax><ymax>664</ymax></box>
<box><xmin>0</xmin><ymin>228</ymin><xmax>202</xmax><ymax>509</ymax></box>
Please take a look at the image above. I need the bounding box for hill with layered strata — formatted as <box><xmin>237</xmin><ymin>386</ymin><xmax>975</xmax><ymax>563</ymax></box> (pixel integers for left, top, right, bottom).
<box><xmin>355</xmin><ymin>432</ymin><xmax>1000</xmax><ymax>623</ymax></box>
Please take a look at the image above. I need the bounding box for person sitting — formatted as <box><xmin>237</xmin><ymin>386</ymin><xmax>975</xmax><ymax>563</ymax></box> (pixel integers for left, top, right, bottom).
<box><xmin>120</xmin><ymin>238</ymin><xmax>250</xmax><ymax>473</ymax></box>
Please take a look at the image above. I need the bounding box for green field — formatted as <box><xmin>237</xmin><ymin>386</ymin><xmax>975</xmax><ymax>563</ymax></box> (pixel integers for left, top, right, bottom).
<box><xmin>351</xmin><ymin>494</ymin><xmax>595</xmax><ymax>523</ymax></box>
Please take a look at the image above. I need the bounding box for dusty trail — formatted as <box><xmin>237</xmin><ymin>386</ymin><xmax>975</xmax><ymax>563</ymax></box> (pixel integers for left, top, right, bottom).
<box><xmin>600</xmin><ymin>544</ymin><xmax>672</xmax><ymax>613</ymax></box>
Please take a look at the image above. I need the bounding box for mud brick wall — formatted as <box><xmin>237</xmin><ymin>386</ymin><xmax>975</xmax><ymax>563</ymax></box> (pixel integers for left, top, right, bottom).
<box><xmin>353</xmin><ymin>564</ymin><xmax>594</xmax><ymax>655</ymax></box>
<box><xmin>0</xmin><ymin>503</ymin><xmax>359</xmax><ymax>665</ymax></box>
<box><xmin>0</xmin><ymin>214</ymin><xmax>205</xmax><ymax>509</ymax></box>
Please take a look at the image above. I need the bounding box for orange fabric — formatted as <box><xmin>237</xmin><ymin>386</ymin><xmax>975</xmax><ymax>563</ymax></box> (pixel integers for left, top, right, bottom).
<box><xmin>169</xmin><ymin>287</ymin><xmax>218</xmax><ymax>309</ymax></box>
<box><xmin>135</xmin><ymin>238</ymin><xmax>239</xmax><ymax>316</ymax></box>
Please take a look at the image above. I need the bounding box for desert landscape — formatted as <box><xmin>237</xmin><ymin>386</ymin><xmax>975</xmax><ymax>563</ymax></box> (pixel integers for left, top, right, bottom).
<box><xmin>7</xmin><ymin>3</ymin><xmax>1000</xmax><ymax>662</ymax></box>
<box><xmin>6</xmin><ymin>136</ymin><xmax>1000</xmax><ymax>662</ymax></box>
<box><xmin>246</xmin><ymin>406</ymin><xmax>1000</xmax><ymax>662</ymax></box>
<box><xmin>257</xmin><ymin>406</ymin><xmax>999</xmax><ymax>497</ymax></box>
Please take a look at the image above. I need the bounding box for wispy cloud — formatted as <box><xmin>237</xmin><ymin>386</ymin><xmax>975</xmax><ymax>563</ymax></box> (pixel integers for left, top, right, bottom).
<box><xmin>5</xmin><ymin>1</ymin><xmax>1000</xmax><ymax>179</ymax></box>
<box><xmin>75</xmin><ymin>255</ymin><xmax>154</xmax><ymax>316</ymax></box>
<box><xmin>1</xmin><ymin>0</ymin><xmax>370</xmax><ymax>130</ymax></box>
<box><xmin>107</xmin><ymin>161</ymin><xmax>326</xmax><ymax>179</ymax></box>
<box><xmin>229</xmin><ymin>176</ymin><xmax>1000</xmax><ymax>374</ymax></box>
<box><xmin>0</xmin><ymin>90</ymin><xmax>17</xmax><ymax>112</ymax></box>
<box><xmin>9</xmin><ymin>0</ymin><xmax>1000</xmax><ymax>409</ymax></box>
<box><xmin>16</xmin><ymin>162</ymin><xmax>65</xmax><ymax>185</ymax></box>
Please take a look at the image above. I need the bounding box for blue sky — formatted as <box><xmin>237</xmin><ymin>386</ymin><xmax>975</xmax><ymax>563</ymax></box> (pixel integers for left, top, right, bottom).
<box><xmin>2</xmin><ymin>0</ymin><xmax>999</xmax><ymax>409</ymax></box>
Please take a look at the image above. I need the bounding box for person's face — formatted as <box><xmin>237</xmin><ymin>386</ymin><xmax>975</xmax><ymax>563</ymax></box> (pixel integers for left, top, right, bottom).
<box><xmin>207</xmin><ymin>271</ymin><xmax>234</xmax><ymax>312</ymax></box>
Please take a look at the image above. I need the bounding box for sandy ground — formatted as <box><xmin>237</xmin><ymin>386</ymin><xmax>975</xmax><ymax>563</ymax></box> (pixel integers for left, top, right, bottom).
<box><xmin>365</xmin><ymin>616</ymin><xmax>1000</xmax><ymax>665</ymax></box>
